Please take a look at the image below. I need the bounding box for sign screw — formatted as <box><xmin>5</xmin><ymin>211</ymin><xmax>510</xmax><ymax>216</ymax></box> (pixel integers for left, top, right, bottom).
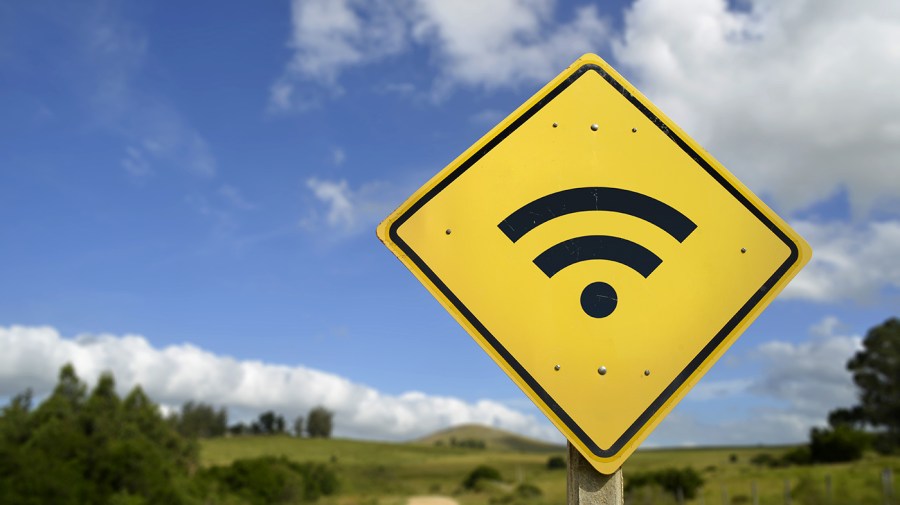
<box><xmin>554</xmin><ymin>364</ymin><xmax>561</xmax><ymax>371</ymax></box>
<box><xmin>597</xmin><ymin>366</ymin><xmax>607</xmax><ymax>375</ymax></box>
<box><xmin>741</xmin><ymin>247</ymin><xmax>747</xmax><ymax>253</ymax></box>
<box><xmin>552</xmin><ymin>122</ymin><xmax>559</xmax><ymax>128</ymax></box>
<box><xmin>445</xmin><ymin>229</ymin><xmax>452</xmax><ymax>235</ymax></box>
<box><xmin>590</xmin><ymin>123</ymin><xmax>599</xmax><ymax>131</ymax></box>
<box><xmin>632</xmin><ymin>127</ymin><xmax>638</xmax><ymax>133</ymax></box>
<box><xmin>644</xmin><ymin>369</ymin><xmax>651</xmax><ymax>376</ymax></box>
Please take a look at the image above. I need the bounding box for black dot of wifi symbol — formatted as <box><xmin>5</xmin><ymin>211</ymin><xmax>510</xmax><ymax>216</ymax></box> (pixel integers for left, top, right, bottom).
<box><xmin>498</xmin><ymin>187</ymin><xmax>697</xmax><ymax>319</ymax></box>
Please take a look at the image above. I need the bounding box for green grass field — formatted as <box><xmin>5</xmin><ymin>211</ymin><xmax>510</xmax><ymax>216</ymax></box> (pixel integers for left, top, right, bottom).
<box><xmin>200</xmin><ymin>426</ymin><xmax>899</xmax><ymax>505</ymax></box>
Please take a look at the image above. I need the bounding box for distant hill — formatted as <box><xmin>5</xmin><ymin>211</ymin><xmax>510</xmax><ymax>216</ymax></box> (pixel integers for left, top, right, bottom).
<box><xmin>413</xmin><ymin>424</ymin><xmax>564</xmax><ymax>453</ymax></box>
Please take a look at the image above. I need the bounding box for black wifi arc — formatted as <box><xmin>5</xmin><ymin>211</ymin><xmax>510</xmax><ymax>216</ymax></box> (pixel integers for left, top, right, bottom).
<box><xmin>498</xmin><ymin>187</ymin><xmax>697</xmax><ymax>318</ymax></box>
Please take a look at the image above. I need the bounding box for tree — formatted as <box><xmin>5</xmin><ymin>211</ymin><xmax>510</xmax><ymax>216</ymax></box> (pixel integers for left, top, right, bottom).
<box><xmin>809</xmin><ymin>426</ymin><xmax>869</xmax><ymax>463</ymax></box>
<box><xmin>845</xmin><ymin>318</ymin><xmax>900</xmax><ymax>449</ymax></box>
<box><xmin>306</xmin><ymin>406</ymin><xmax>333</xmax><ymax>438</ymax></box>
<box><xmin>171</xmin><ymin>401</ymin><xmax>227</xmax><ymax>438</ymax></box>
<box><xmin>0</xmin><ymin>364</ymin><xmax>197</xmax><ymax>504</ymax></box>
<box><xmin>253</xmin><ymin>410</ymin><xmax>286</xmax><ymax>435</ymax></box>
<box><xmin>293</xmin><ymin>416</ymin><xmax>304</xmax><ymax>437</ymax></box>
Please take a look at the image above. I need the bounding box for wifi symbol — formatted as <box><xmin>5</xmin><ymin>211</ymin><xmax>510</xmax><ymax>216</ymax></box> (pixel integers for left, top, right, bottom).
<box><xmin>498</xmin><ymin>187</ymin><xmax>697</xmax><ymax>319</ymax></box>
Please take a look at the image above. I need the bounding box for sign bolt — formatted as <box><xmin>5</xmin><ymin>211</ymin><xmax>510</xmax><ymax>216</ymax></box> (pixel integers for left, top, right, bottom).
<box><xmin>552</xmin><ymin>122</ymin><xmax>559</xmax><ymax>128</ymax></box>
<box><xmin>554</xmin><ymin>364</ymin><xmax>561</xmax><ymax>371</ymax></box>
<box><xmin>597</xmin><ymin>366</ymin><xmax>607</xmax><ymax>375</ymax></box>
<box><xmin>644</xmin><ymin>369</ymin><xmax>651</xmax><ymax>376</ymax></box>
<box><xmin>741</xmin><ymin>247</ymin><xmax>747</xmax><ymax>253</ymax></box>
<box><xmin>445</xmin><ymin>229</ymin><xmax>452</xmax><ymax>235</ymax></box>
<box><xmin>632</xmin><ymin>127</ymin><xmax>638</xmax><ymax>133</ymax></box>
<box><xmin>590</xmin><ymin>123</ymin><xmax>599</xmax><ymax>131</ymax></box>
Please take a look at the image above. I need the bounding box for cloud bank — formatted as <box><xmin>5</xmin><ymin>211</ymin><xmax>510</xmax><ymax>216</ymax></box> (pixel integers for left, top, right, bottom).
<box><xmin>0</xmin><ymin>325</ymin><xmax>559</xmax><ymax>442</ymax></box>
<box><xmin>613</xmin><ymin>0</ymin><xmax>900</xmax><ymax>216</ymax></box>
<box><xmin>1</xmin><ymin>319</ymin><xmax>864</xmax><ymax>447</ymax></box>
<box><xmin>649</xmin><ymin>317</ymin><xmax>861</xmax><ymax>446</ymax></box>
<box><xmin>271</xmin><ymin>0</ymin><xmax>610</xmax><ymax>109</ymax></box>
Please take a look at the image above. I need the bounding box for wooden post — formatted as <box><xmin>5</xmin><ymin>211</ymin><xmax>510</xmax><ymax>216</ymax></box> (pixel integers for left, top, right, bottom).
<box><xmin>884</xmin><ymin>468</ymin><xmax>894</xmax><ymax>505</ymax></box>
<box><xmin>567</xmin><ymin>442</ymin><xmax>624</xmax><ymax>505</ymax></box>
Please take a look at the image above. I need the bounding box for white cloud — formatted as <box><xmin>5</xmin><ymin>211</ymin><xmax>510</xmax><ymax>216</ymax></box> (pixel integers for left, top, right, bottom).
<box><xmin>409</xmin><ymin>1</ymin><xmax>609</xmax><ymax>94</ymax></box>
<box><xmin>270</xmin><ymin>0</ymin><xmax>610</xmax><ymax>110</ymax></box>
<box><xmin>649</xmin><ymin>316</ymin><xmax>862</xmax><ymax>446</ymax></box>
<box><xmin>613</xmin><ymin>0</ymin><xmax>900</xmax><ymax>215</ymax></box>
<box><xmin>121</xmin><ymin>145</ymin><xmax>152</xmax><ymax>177</ymax></box>
<box><xmin>684</xmin><ymin>379</ymin><xmax>753</xmax><ymax>402</ymax></box>
<box><xmin>218</xmin><ymin>185</ymin><xmax>255</xmax><ymax>210</ymax></box>
<box><xmin>750</xmin><ymin>316</ymin><xmax>861</xmax><ymax>419</ymax></box>
<box><xmin>0</xmin><ymin>325</ymin><xmax>559</xmax><ymax>442</ymax></box>
<box><xmin>331</xmin><ymin>147</ymin><xmax>346</xmax><ymax>166</ymax></box>
<box><xmin>783</xmin><ymin>220</ymin><xmax>900</xmax><ymax>302</ymax></box>
<box><xmin>81</xmin><ymin>2</ymin><xmax>217</xmax><ymax>177</ymax></box>
<box><xmin>304</xmin><ymin>177</ymin><xmax>405</xmax><ymax>238</ymax></box>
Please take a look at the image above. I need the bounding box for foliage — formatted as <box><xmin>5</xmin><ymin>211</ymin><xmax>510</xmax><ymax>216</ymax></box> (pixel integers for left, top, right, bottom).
<box><xmin>828</xmin><ymin>405</ymin><xmax>866</xmax><ymax>429</ymax></box>
<box><xmin>848</xmin><ymin>318</ymin><xmax>900</xmax><ymax>425</ymax></box>
<box><xmin>0</xmin><ymin>364</ymin><xmax>197</xmax><ymax>505</ymax></box>
<box><xmin>489</xmin><ymin>483</ymin><xmax>543</xmax><ymax>504</ymax></box>
<box><xmin>546</xmin><ymin>455</ymin><xmax>566</xmax><ymax>470</ymax></box>
<box><xmin>198</xmin><ymin>456</ymin><xmax>338</xmax><ymax>504</ymax></box>
<box><xmin>625</xmin><ymin>467</ymin><xmax>704</xmax><ymax>500</ymax></box>
<box><xmin>170</xmin><ymin>401</ymin><xmax>228</xmax><ymax>438</ymax></box>
<box><xmin>829</xmin><ymin>317</ymin><xmax>900</xmax><ymax>452</ymax></box>
<box><xmin>780</xmin><ymin>446</ymin><xmax>812</xmax><ymax>466</ymax></box>
<box><xmin>306</xmin><ymin>407</ymin><xmax>333</xmax><ymax>438</ymax></box>
<box><xmin>253</xmin><ymin>410</ymin><xmax>286</xmax><ymax>435</ymax></box>
<box><xmin>449</xmin><ymin>436</ymin><xmax>486</xmax><ymax>449</ymax></box>
<box><xmin>293</xmin><ymin>416</ymin><xmax>304</xmax><ymax>437</ymax></box>
<box><xmin>462</xmin><ymin>464</ymin><xmax>503</xmax><ymax>491</ymax></box>
<box><xmin>808</xmin><ymin>426</ymin><xmax>869</xmax><ymax>462</ymax></box>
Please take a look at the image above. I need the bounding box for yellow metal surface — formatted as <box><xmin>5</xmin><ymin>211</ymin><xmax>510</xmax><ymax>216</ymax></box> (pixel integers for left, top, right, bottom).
<box><xmin>377</xmin><ymin>54</ymin><xmax>811</xmax><ymax>474</ymax></box>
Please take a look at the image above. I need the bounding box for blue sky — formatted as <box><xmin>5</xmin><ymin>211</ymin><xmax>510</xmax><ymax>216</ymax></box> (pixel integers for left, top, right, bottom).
<box><xmin>1</xmin><ymin>0</ymin><xmax>898</xmax><ymax>445</ymax></box>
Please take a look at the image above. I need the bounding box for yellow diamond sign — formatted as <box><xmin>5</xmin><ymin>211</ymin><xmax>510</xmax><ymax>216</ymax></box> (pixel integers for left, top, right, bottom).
<box><xmin>377</xmin><ymin>54</ymin><xmax>811</xmax><ymax>473</ymax></box>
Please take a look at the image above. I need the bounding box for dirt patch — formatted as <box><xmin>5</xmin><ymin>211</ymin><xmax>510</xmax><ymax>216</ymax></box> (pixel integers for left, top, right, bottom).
<box><xmin>406</xmin><ymin>496</ymin><xmax>459</xmax><ymax>505</ymax></box>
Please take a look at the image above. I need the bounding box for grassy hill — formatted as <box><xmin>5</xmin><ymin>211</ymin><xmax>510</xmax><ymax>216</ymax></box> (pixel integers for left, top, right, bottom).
<box><xmin>200</xmin><ymin>432</ymin><xmax>900</xmax><ymax>505</ymax></box>
<box><xmin>413</xmin><ymin>424</ymin><xmax>564</xmax><ymax>453</ymax></box>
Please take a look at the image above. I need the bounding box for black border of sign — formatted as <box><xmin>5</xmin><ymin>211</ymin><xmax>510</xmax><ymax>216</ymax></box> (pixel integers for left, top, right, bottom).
<box><xmin>387</xmin><ymin>64</ymin><xmax>801</xmax><ymax>458</ymax></box>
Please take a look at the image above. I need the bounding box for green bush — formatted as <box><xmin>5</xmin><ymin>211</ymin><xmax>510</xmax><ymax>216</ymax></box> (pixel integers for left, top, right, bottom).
<box><xmin>489</xmin><ymin>483</ymin><xmax>542</xmax><ymax>504</ymax></box>
<box><xmin>809</xmin><ymin>426</ymin><xmax>869</xmax><ymax>463</ymax></box>
<box><xmin>626</xmin><ymin>467</ymin><xmax>704</xmax><ymax>500</ymax></box>
<box><xmin>0</xmin><ymin>365</ymin><xmax>197</xmax><ymax>505</ymax></box>
<box><xmin>546</xmin><ymin>455</ymin><xmax>566</xmax><ymax>470</ymax></box>
<box><xmin>199</xmin><ymin>456</ymin><xmax>338</xmax><ymax>504</ymax></box>
<box><xmin>781</xmin><ymin>446</ymin><xmax>812</xmax><ymax>466</ymax></box>
<box><xmin>462</xmin><ymin>465</ymin><xmax>503</xmax><ymax>491</ymax></box>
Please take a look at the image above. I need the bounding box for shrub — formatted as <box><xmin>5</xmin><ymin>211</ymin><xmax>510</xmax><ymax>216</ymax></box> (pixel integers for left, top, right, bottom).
<box><xmin>200</xmin><ymin>456</ymin><xmax>338</xmax><ymax>504</ymax></box>
<box><xmin>514</xmin><ymin>483</ymin><xmax>542</xmax><ymax>499</ymax></box>
<box><xmin>750</xmin><ymin>453</ymin><xmax>779</xmax><ymax>467</ymax></box>
<box><xmin>626</xmin><ymin>467</ymin><xmax>704</xmax><ymax>500</ymax></box>
<box><xmin>462</xmin><ymin>465</ymin><xmax>503</xmax><ymax>491</ymax></box>
<box><xmin>546</xmin><ymin>455</ymin><xmax>566</xmax><ymax>470</ymax></box>
<box><xmin>489</xmin><ymin>483</ymin><xmax>542</xmax><ymax>504</ymax></box>
<box><xmin>809</xmin><ymin>426</ymin><xmax>869</xmax><ymax>463</ymax></box>
<box><xmin>781</xmin><ymin>446</ymin><xmax>812</xmax><ymax>466</ymax></box>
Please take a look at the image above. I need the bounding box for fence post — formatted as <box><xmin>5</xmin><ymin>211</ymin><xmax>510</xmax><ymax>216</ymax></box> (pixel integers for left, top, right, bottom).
<box><xmin>784</xmin><ymin>478</ymin><xmax>791</xmax><ymax>505</ymax></box>
<box><xmin>884</xmin><ymin>468</ymin><xmax>894</xmax><ymax>505</ymax></box>
<box><xmin>752</xmin><ymin>480</ymin><xmax>758</xmax><ymax>505</ymax></box>
<box><xmin>567</xmin><ymin>442</ymin><xmax>624</xmax><ymax>505</ymax></box>
<box><xmin>825</xmin><ymin>474</ymin><xmax>832</xmax><ymax>505</ymax></box>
